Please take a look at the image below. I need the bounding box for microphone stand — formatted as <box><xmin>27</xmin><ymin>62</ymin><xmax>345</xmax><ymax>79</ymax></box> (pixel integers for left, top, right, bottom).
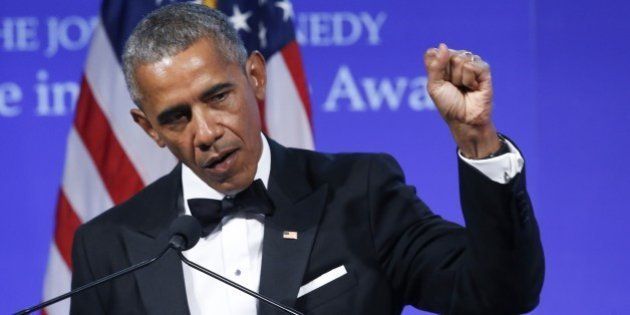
<box><xmin>177</xmin><ymin>251</ymin><xmax>304</xmax><ymax>315</ymax></box>
<box><xmin>14</xmin><ymin>246</ymin><xmax>172</xmax><ymax>315</ymax></box>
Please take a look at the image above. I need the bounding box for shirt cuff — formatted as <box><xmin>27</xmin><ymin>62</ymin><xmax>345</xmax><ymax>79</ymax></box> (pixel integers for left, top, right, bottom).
<box><xmin>458</xmin><ymin>139</ymin><xmax>524</xmax><ymax>184</ymax></box>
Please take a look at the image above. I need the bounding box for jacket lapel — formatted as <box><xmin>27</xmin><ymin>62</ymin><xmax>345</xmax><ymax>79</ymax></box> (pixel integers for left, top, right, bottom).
<box><xmin>120</xmin><ymin>164</ymin><xmax>190</xmax><ymax>314</ymax></box>
<box><xmin>258</xmin><ymin>140</ymin><xmax>329</xmax><ymax>314</ymax></box>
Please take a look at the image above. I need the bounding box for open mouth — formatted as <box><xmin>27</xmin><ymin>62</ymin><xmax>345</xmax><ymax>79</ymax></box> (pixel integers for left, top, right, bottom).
<box><xmin>204</xmin><ymin>148</ymin><xmax>238</xmax><ymax>173</ymax></box>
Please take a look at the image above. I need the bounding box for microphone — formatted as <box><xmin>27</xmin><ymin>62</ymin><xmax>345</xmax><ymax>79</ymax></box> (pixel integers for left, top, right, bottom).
<box><xmin>168</xmin><ymin>214</ymin><xmax>203</xmax><ymax>251</ymax></box>
<box><xmin>16</xmin><ymin>215</ymin><xmax>303</xmax><ymax>315</ymax></box>
<box><xmin>14</xmin><ymin>215</ymin><xmax>202</xmax><ymax>315</ymax></box>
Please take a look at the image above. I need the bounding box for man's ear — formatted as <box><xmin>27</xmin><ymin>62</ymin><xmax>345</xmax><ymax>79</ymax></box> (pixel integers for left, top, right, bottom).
<box><xmin>245</xmin><ymin>51</ymin><xmax>267</xmax><ymax>102</ymax></box>
<box><xmin>130</xmin><ymin>108</ymin><xmax>166</xmax><ymax>147</ymax></box>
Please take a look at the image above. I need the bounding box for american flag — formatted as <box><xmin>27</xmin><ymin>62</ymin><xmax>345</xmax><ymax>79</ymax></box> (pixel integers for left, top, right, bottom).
<box><xmin>41</xmin><ymin>0</ymin><xmax>314</xmax><ymax>313</ymax></box>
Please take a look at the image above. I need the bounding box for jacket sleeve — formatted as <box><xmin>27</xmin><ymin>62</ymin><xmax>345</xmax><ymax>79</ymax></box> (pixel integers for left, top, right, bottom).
<box><xmin>367</xmin><ymin>153</ymin><xmax>544</xmax><ymax>314</ymax></box>
<box><xmin>70</xmin><ymin>225</ymin><xmax>106</xmax><ymax>315</ymax></box>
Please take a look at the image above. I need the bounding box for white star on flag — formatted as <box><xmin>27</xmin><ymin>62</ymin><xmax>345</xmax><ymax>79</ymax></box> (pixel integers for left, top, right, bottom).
<box><xmin>275</xmin><ymin>0</ymin><xmax>294</xmax><ymax>22</ymax></box>
<box><xmin>229</xmin><ymin>5</ymin><xmax>252</xmax><ymax>32</ymax></box>
<box><xmin>258</xmin><ymin>22</ymin><xmax>267</xmax><ymax>48</ymax></box>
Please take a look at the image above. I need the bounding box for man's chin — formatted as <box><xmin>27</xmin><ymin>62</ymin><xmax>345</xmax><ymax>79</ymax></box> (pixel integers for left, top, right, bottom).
<box><xmin>199</xmin><ymin>169</ymin><xmax>253</xmax><ymax>195</ymax></box>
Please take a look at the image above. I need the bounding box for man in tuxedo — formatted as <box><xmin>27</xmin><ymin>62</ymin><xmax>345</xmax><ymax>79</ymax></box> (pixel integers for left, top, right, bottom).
<box><xmin>70</xmin><ymin>3</ymin><xmax>543</xmax><ymax>315</ymax></box>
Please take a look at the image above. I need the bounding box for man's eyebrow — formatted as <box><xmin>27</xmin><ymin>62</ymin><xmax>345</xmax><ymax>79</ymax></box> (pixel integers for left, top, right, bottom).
<box><xmin>200</xmin><ymin>82</ymin><xmax>235</xmax><ymax>100</ymax></box>
<box><xmin>156</xmin><ymin>104</ymin><xmax>189</xmax><ymax>124</ymax></box>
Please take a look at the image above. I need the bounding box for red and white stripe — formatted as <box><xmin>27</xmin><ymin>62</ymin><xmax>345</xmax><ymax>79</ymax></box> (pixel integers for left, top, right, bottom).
<box><xmin>41</xmin><ymin>16</ymin><xmax>314</xmax><ymax>314</ymax></box>
<box><xmin>266</xmin><ymin>41</ymin><xmax>314</xmax><ymax>149</ymax></box>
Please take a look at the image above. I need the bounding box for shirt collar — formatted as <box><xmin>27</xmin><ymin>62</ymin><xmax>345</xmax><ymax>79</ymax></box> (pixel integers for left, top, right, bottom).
<box><xmin>181</xmin><ymin>133</ymin><xmax>271</xmax><ymax>214</ymax></box>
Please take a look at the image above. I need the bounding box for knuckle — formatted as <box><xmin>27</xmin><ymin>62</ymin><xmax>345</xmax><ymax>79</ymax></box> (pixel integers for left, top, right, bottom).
<box><xmin>464</xmin><ymin>62</ymin><xmax>476</xmax><ymax>70</ymax></box>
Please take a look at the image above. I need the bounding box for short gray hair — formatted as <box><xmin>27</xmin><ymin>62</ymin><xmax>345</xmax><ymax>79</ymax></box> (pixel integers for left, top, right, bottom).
<box><xmin>122</xmin><ymin>3</ymin><xmax>248</xmax><ymax>105</ymax></box>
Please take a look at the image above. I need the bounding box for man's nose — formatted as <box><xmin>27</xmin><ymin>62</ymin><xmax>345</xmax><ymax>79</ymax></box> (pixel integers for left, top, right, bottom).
<box><xmin>191</xmin><ymin>109</ymin><xmax>223</xmax><ymax>151</ymax></box>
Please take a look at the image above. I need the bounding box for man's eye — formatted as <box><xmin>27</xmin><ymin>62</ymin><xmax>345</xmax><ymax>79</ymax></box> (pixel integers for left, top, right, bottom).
<box><xmin>163</xmin><ymin>111</ymin><xmax>189</xmax><ymax>125</ymax></box>
<box><xmin>172</xmin><ymin>112</ymin><xmax>186</xmax><ymax>121</ymax></box>
<box><xmin>211</xmin><ymin>92</ymin><xmax>228</xmax><ymax>102</ymax></box>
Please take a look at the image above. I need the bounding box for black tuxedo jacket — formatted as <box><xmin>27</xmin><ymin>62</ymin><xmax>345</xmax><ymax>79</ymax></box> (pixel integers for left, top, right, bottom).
<box><xmin>70</xmin><ymin>139</ymin><xmax>543</xmax><ymax>314</ymax></box>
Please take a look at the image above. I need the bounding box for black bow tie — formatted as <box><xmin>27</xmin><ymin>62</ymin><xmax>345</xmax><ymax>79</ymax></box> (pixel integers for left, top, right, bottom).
<box><xmin>187</xmin><ymin>179</ymin><xmax>274</xmax><ymax>236</ymax></box>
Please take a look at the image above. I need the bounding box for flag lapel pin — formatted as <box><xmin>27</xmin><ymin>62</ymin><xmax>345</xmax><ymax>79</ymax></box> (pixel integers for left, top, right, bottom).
<box><xmin>283</xmin><ymin>231</ymin><xmax>298</xmax><ymax>240</ymax></box>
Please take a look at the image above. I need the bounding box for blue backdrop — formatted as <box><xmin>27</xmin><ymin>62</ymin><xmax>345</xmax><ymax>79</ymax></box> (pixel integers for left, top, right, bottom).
<box><xmin>1</xmin><ymin>0</ymin><xmax>629</xmax><ymax>314</ymax></box>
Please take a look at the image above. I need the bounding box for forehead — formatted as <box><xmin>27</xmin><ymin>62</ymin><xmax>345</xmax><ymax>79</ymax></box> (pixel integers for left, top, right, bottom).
<box><xmin>134</xmin><ymin>38</ymin><xmax>240</xmax><ymax>111</ymax></box>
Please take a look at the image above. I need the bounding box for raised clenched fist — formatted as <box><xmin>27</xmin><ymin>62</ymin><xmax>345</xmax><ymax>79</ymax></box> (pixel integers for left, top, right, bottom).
<box><xmin>424</xmin><ymin>43</ymin><xmax>501</xmax><ymax>159</ymax></box>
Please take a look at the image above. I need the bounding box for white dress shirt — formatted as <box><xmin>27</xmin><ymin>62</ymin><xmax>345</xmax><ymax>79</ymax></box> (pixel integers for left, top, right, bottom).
<box><xmin>459</xmin><ymin>138</ymin><xmax>524</xmax><ymax>184</ymax></box>
<box><xmin>180</xmin><ymin>133</ymin><xmax>523</xmax><ymax>315</ymax></box>
<box><xmin>181</xmin><ymin>133</ymin><xmax>270</xmax><ymax>315</ymax></box>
